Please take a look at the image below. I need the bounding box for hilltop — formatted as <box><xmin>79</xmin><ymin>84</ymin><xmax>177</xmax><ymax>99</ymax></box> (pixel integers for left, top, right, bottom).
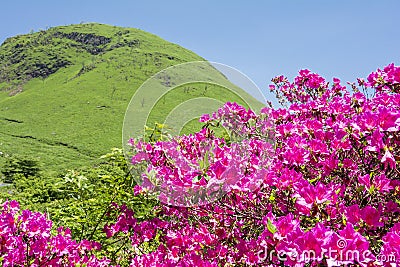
<box><xmin>0</xmin><ymin>23</ymin><xmax>262</xmax><ymax>172</ymax></box>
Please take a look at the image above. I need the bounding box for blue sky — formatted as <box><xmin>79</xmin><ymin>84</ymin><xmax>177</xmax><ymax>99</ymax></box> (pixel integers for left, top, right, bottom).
<box><xmin>1</xmin><ymin>0</ymin><xmax>399</xmax><ymax>102</ymax></box>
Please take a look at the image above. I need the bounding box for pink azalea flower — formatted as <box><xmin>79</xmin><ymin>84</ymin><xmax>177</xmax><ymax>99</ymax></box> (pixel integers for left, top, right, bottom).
<box><xmin>361</xmin><ymin>206</ymin><xmax>384</xmax><ymax>228</ymax></box>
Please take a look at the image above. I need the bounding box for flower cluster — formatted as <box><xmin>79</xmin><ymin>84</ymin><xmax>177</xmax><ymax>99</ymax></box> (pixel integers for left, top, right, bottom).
<box><xmin>124</xmin><ymin>64</ymin><xmax>400</xmax><ymax>266</ymax></box>
<box><xmin>0</xmin><ymin>200</ymin><xmax>113</xmax><ymax>267</ymax></box>
<box><xmin>366</xmin><ymin>63</ymin><xmax>400</xmax><ymax>93</ymax></box>
<box><xmin>130</xmin><ymin>123</ymin><xmax>274</xmax><ymax>206</ymax></box>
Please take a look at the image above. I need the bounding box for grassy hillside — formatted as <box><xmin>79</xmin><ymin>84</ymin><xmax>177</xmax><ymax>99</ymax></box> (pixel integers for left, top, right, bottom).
<box><xmin>0</xmin><ymin>23</ymin><xmax>263</xmax><ymax>173</ymax></box>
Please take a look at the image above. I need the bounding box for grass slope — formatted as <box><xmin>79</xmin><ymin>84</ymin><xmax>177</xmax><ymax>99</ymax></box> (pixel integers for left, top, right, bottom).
<box><xmin>0</xmin><ymin>23</ymin><xmax>263</xmax><ymax>173</ymax></box>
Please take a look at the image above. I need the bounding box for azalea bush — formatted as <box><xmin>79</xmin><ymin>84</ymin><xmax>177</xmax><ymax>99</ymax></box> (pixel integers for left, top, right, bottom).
<box><xmin>121</xmin><ymin>63</ymin><xmax>400</xmax><ymax>266</ymax></box>
<box><xmin>0</xmin><ymin>63</ymin><xmax>399</xmax><ymax>266</ymax></box>
<box><xmin>0</xmin><ymin>200</ymin><xmax>113</xmax><ymax>266</ymax></box>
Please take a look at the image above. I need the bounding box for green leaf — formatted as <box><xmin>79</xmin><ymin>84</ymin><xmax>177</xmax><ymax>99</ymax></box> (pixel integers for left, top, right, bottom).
<box><xmin>368</xmin><ymin>185</ymin><xmax>375</xmax><ymax>194</ymax></box>
<box><xmin>204</xmin><ymin>150</ymin><xmax>209</xmax><ymax>169</ymax></box>
<box><xmin>269</xmin><ymin>190</ymin><xmax>276</xmax><ymax>201</ymax></box>
<box><xmin>267</xmin><ymin>218</ymin><xmax>277</xmax><ymax>234</ymax></box>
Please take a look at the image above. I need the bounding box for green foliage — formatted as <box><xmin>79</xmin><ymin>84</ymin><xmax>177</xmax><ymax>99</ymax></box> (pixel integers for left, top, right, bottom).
<box><xmin>2</xmin><ymin>173</ymin><xmax>65</xmax><ymax>206</ymax></box>
<box><xmin>0</xmin><ymin>154</ymin><xmax>40</xmax><ymax>183</ymax></box>
<box><xmin>145</xmin><ymin>122</ymin><xmax>171</xmax><ymax>142</ymax></box>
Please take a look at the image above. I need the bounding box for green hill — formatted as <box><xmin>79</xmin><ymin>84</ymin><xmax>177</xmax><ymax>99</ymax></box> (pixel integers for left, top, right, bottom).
<box><xmin>0</xmin><ymin>23</ymin><xmax>263</xmax><ymax>173</ymax></box>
